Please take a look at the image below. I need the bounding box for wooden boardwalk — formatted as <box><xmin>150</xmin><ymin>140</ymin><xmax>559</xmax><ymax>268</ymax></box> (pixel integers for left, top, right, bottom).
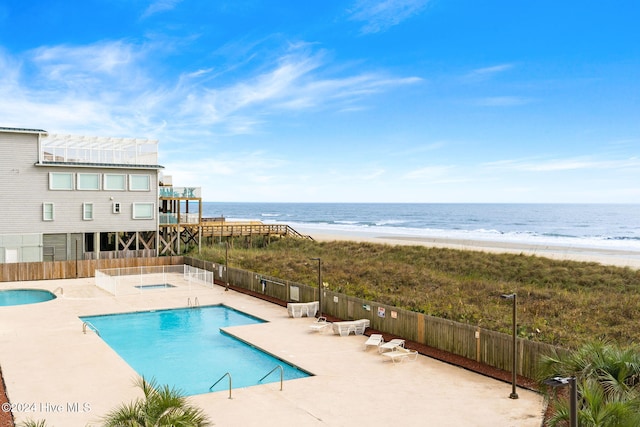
<box><xmin>198</xmin><ymin>221</ymin><xmax>313</xmax><ymax>240</ymax></box>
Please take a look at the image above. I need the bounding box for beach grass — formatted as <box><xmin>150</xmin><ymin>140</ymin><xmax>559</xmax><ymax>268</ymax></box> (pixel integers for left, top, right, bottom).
<box><xmin>189</xmin><ymin>238</ymin><xmax>640</xmax><ymax>349</ymax></box>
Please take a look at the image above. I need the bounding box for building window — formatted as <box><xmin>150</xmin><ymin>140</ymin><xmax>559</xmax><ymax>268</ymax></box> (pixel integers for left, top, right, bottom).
<box><xmin>77</xmin><ymin>173</ymin><xmax>100</xmax><ymax>190</ymax></box>
<box><xmin>49</xmin><ymin>172</ymin><xmax>74</xmax><ymax>190</ymax></box>
<box><xmin>132</xmin><ymin>203</ymin><xmax>154</xmax><ymax>219</ymax></box>
<box><xmin>129</xmin><ymin>175</ymin><xmax>150</xmax><ymax>191</ymax></box>
<box><xmin>83</xmin><ymin>203</ymin><xmax>94</xmax><ymax>220</ymax></box>
<box><xmin>104</xmin><ymin>174</ymin><xmax>126</xmax><ymax>191</ymax></box>
<box><xmin>112</xmin><ymin>202</ymin><xmax>121</xmax><ymax>214</ymax></box>
<box><xmin>43</xmin><ymin>203</ymin><xmax>54</xmax><ymax>221</ymax></box>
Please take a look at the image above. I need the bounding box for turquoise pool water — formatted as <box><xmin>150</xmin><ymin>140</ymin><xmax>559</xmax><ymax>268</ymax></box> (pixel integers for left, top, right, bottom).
<box><xmin>134</xmin><ymin>283</ymin><xmax>176</xmax><ymax>290</ymax></box>
<box><xmin>0</xmin><ymin>289</ymin><xmax>56</xmax><ymax>306</ymax></box>
<box><xmin>80</xmin><ymin>305</ymin><xmax>310</xmax><ymax>395</ymax></box>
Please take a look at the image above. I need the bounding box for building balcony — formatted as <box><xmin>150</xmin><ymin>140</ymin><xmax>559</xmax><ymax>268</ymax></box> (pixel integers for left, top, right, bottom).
<box><xmin>159</xmin><ymin>186</ymin><xmax>201</xmax><ymax>198</ymax></box>
<box><xmin>159</xmin><ymin>213</ymin><xmax>200</xmax><ymax>225</ymax></box>
<box><xmin>39</xmin><ymin>134</ymin><xmax>159</xmax><ymax>166</ymax></box>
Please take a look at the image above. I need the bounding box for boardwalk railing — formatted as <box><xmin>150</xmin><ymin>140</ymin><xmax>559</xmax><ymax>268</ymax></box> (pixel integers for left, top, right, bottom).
<box><xmin>199</xmin><ymin>223</ymin><xmax>313</xmax><ymax>240</ymax></box>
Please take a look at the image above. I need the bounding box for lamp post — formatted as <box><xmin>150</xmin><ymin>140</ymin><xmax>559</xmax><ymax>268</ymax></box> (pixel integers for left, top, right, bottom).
<box><xmin>224</xmin><ymin>241</ymin><xmax>229</xmax><ymax>291</ymax></box>
<box><xmin>501</xmin><ymin>293</ymin><xmax>518</xmax><ymax>399</ymax></box>
<box><xmin>310</xmin><ymin>258</ymin><xmax>322</xmax><ymax>318</ymax></box>
<box><xmin>544</xmin><ymin>376</ymin><xmax>577</xmax><ymax>427</ymax></box>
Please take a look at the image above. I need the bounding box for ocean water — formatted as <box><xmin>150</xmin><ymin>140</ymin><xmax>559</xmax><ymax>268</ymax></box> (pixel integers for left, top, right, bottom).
<box><xmin>198</xmin><ymin>203</ymin><xmax>640</xmax><ymax>252</ymax></box>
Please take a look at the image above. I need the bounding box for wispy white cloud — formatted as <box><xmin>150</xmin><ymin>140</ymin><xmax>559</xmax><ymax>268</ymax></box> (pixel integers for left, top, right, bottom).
<box><xmin>0</xmin><ymin>39</ymin><xmax>420</xmax><ymax>139</ymax></box>
<box><xmin>485</xmin><ymin>156</ymin><xmax>640</xmax><ymax>172</ymax></box>
<box><xmin>463</xmin><ymin>63</ymin><xmax>514</xmax><ymax>82</ymax></box>
<box><xmin>402</xmin><ymin>165</ymin><xmax>454</xmax><ymax>180</ymax></box>
<box><xmin>142</xmin><ymin>0</ymin><xmax>183</xmax><ymax>19</ymax></box>
<box><xmin>175</xmin><ymin>47</ymin><xmax>422</xmax><ymax>132</ymax></box>
<box><xmin>31</xmin><ymin>41</ymin><xmax>139</xmax><ymax>82</ymax></box>
<box><xmin>392</xmin><ymin>141</ymin><xmax>446</xmax><ymax>156</ymax></box>
<box><xmin>348</xmin><ymin>0</ymin><xmax>430</xmax><ymax>34</ymax></box>
<box><xmin>472</xmin><ymin>96</ymin><xmax>531</xmax><ymax>107</ymax></box>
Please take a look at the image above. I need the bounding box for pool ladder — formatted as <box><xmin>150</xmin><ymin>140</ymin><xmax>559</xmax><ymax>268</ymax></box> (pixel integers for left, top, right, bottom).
<box><xmin>210</xmin><ymin>372</ymin><xmax>232</xmax><ymax>399</ymax></box>
<box><xmin>187</xmin><ymin>297</ymin><xmax>200</xmax><ymax>308</ymax></box>
<box><xmin>259</xmin><ymin>365</ymin><xmax>284</xmax><ymax>391</ymax></box>
<box><xmin>53</xmin><ymin>287</ymin><xmax>64</xmax><ymax>295</ymax></box>
<box><xmin>82</xmin><ymin>321</ymin><xmax>100</xmax><ymax>337</ymax></box>
<box><xmin>209</xmin><ymin>365</ymin><xmax>283</xmax><ymax>399</ymax></box>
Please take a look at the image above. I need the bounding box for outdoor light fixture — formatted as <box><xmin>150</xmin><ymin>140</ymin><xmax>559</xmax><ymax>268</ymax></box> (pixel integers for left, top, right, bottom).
<box><xmin>501</xmin><ymin>293</ymin><xmax>518</xmax><ymax>399</ymax></box>
<box><xmin>544</xmin><ymin>376</ymin><xmax>577</xmax><ymax>427</ymax></box>
<box><xmin>310</xmin><ymin>258</ymin><xmax>322</xmax><ymax>318</ymax></box>
<box><xmin>224</xmin><ymin>241</ymin><xmax>229</xmax><ymax>291</ymax></box>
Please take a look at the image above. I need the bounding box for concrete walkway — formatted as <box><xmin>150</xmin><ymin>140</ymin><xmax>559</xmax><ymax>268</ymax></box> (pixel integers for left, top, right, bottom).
<box><xmin>0</xmin><ymin>276</ymin><xmax>545</xmax><ymax>426</ymax></box>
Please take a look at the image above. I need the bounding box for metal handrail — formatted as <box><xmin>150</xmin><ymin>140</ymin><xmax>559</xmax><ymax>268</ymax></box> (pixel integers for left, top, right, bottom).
<box><xmin>53</xmin><ymin>287</ymin><xmax>64</xmax><ymax>295</ymax></box>
<box><xmin>82</xmin><ymin>321</ymin><xmax>100</xmax><ymax>337</ymax></box>
<box><xmin>210</xmin><ymin>372</ymin><xmax>232</xmax><ymax>399</ymax></box>
<box><xmin>259</xmin><ymin>365</ymin><xmax>283</xmax><ymax>391</ymax></box>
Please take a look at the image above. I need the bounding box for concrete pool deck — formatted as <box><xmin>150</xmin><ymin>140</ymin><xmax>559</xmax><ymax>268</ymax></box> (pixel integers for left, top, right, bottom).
<box><xmin>0</xmin><ymin>277</ymin><xmax>545</xmax><ymax>426</ymax></box>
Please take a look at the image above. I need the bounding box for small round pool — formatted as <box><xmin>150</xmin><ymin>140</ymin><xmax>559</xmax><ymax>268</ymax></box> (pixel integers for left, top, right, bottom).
<box><xmin>0</xmin><ymin>289</ymin><xmax>57</xmax><ymax>307</ymax></box>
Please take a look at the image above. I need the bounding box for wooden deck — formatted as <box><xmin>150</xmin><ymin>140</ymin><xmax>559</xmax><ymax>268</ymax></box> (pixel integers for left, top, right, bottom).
<box><xmin>158</xmin><ymin>220</ymin><xmax>313</xmax><ymax>255</ymax></box>
<box><xmin>198</xmin><ymin>222</ymin><xmax>313</xmax><ymax>240</ymax></box>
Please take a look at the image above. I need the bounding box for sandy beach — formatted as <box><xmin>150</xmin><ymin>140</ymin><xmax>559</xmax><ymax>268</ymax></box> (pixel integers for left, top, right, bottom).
<box><xmin>297</xmin><ymin>227</ymin><xmax>640</xmax><ymax>270</ymax></box>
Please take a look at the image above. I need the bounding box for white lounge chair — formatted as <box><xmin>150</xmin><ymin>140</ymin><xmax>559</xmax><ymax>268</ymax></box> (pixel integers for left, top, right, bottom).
<box><xmin>309</xmin><ymin>317</ymin><xmax>331</xmax><ymax>333</ymax></box>
<box><xmin>287</xmin><ymin>301</ymin><xmax>319</xmax><ymax>318</ymax></box>
<box><xmin>378</xmin><ymin>338</ymin><xmax>405</xmax><ymax>353</ymax></box>
<box><xmin>381</xmin><ymin>346</ymin><xmax>418</xmax><ymax>363</ymax></box>
<box><xmin>364</xmin><ymin>334</ymin><xmax>384</xmax><ymax>350</ymax></box>
<box><xmin>332</xmin><ymin>321</ymin><xmax>357</xmax><ymax>336</ymax></box>
<box><xmin>353</xmin><ymin>319</ymin><xmax>370</xmax><ymax>335</ymax></box>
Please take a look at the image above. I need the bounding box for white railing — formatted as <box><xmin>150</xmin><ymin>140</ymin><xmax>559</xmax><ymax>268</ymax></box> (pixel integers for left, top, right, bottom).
<box><xmin>94</xmin><ymin>264</ymin><xmax>214</xmax><ymax>296</ymax></box>
<box><xmin>159</xmin><ymin>186</ymin><xmax>202</xmax><ymax>198</ymax></box>
<box><xmin>41</xmin><ymin>134</ymin><xmax>158</xmax><ymax>165</ymax></box>
<box><xmin>159</xmin><ymin>213</ymin><xmax>200</xmax><ymax>225</ymax></box>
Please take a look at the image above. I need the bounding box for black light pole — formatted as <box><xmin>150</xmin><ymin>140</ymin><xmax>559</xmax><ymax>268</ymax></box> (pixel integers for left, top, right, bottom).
<box><xmin>224</xmin><ymin>241</ymin><xmax>229</xmax><ymax>291</ymax></box>
<box><xmin>501</xmin><ymin>293</ymin><xmax>519</xmax><ymax>399</ymax></box>
<box><xmin>310</xmin><ymin>257</ymin><xmax>322</xmax><ymax>318</ymax></box>
<box><xmin>544</xmin><ymin>376</ymin><xmax>577</xmax><ymax>427</ymax></box>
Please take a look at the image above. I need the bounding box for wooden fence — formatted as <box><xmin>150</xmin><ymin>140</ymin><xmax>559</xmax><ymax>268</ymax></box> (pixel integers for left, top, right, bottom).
<box><xmin>182</xmin><ymin>257</ymin><xmax>560</xmax><ymax>380</ymax></box>
<box><xmin>0</xmin><ymin>254</ymin><xmax>561</xmax><ymax>380</ymax></box>
<box><xmin>0</xmin><ymin>256</ymin><xmax>184</xmax><ymax>282</ymax></box>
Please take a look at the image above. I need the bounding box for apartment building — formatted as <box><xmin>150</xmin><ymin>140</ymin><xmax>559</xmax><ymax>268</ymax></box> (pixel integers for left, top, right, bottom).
<box><xmin>0</xmin><ymin>127</ymin><xmax>163</xmax><ymax>262</ymax></box>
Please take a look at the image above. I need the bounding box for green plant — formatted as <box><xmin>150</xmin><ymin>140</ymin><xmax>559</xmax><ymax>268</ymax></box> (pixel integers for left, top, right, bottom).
<box><xmin>189</xmin><ymin>238</ymin><xmax>640</xmax><ymax>348</ymax></box>
<box><xmin>538</xmin><ymin>341</ymin><xmax>640</xmax><ymax>427</ymax></box>
<box><xmin>101</xmin><ymin>377</ymin><xmax>211</xmax><ymax>427</ymax></box>
<box><xmin>18</xmin><ymin>420</ymin><xmax>48</xmax><ymax>427</ymax></box>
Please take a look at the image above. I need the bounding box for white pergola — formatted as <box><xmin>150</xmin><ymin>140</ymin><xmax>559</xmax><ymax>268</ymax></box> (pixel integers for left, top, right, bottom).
<box><xmin>39</xmin><ymin>133</ymin><xmax>159</xmax><ymax>166</ymax></box>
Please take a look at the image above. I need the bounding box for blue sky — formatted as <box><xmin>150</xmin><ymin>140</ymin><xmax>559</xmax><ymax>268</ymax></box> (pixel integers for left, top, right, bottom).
<box><xmin>1</xmin><ymin>1</ymin><xmax>638</xmax><ymax>203</ymax></box>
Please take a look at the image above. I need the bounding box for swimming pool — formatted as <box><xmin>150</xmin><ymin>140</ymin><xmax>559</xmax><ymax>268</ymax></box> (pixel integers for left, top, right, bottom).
<box><xmin>80</xmin><ymin>305</ymin><xmax>310</xmax><ymax>395</ymax></box>
<box><xmin>0</xmin><ymin>289</ymin><xmax>56</xmax><ymax>306</ymax></box>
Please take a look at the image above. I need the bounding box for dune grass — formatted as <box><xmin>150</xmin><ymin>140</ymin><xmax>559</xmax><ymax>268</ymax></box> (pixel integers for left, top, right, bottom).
<box><xmin>188</xmin><ymin>238</ymin><xmax>640</xmax><ymax>349</ymax></box>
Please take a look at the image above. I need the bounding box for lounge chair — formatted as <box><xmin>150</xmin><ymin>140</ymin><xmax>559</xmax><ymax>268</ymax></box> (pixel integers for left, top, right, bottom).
<box><xmin>353</xmin><ymin>319</ymin><xmax>370</xmax><ymax>335</ymax></box>
<box><xmin>381</xmin><ymin>346</ymin><xmax>419</xmax><ymax>363</ymax></box>
<box><xmin>308</xmin><ymin>317</ymin><xmax>331</xmax><ymax>333</ymax></box>
<box><xmin>332</xmin><ymin>321</ymin><xmax>357</xmax><ymax>336</ymax></box>
<box><xmin>378</xmin><ymin>338</ymin><xmax>405</xmax><ymax>353</ymax></box>
<box><xmin>364</xmin><ymin>334</ymin><xmax>384</xmax><ymax>350</ymax></box>
<box><xmin>287</xmin><ymin>301</ymin><xmax>319</xmax><ymax>318</ymax></box>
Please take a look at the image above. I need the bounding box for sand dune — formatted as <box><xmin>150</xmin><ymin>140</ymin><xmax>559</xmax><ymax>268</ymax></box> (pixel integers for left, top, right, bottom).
<box><xmin>302</xmin><ymin>229</ymin><xmax>640</xmax><ymax>269</ymax></box>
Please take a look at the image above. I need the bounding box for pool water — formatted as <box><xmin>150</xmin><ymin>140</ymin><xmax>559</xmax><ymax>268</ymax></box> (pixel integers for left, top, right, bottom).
<box><xmin>80</xmin><ymin>305</ymin><xmax>310</xmax><ymax>395</ymax></box>
<box><xmin>134</xmin><ymin>283</ymin><xmax>176</xmax><ymax>290</ymax></box>
<box><xmin>0</xmin><ymin>289</ymin><xmax>56</xmax><ymax>306</ymax></box>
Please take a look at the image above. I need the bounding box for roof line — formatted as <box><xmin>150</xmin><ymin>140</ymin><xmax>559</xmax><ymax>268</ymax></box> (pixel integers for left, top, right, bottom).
<box><xmin>0</xmin><ymin>126</ymin><xmax>48</xmax><ymax>134</ymax></box>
